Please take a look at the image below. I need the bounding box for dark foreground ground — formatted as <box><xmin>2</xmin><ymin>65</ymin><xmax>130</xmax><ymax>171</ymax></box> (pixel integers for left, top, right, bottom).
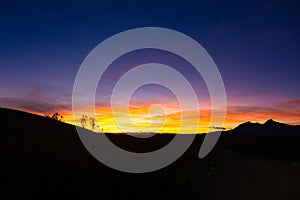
<box><xmin>1</xmin><ymin>108</ymin><xmax>300</xmax><ymax>199</ymax></box>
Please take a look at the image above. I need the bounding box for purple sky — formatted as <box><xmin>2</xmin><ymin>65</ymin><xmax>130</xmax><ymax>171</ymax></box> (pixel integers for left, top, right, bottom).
<box><xmin>0</xmin><ymin>0</ymin><xmax>299</xmax><ymax>127</ymax></box>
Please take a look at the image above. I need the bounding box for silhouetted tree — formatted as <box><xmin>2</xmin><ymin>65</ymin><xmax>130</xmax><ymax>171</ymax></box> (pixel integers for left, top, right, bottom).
<box><xmin>90</xmin><ymin>117</ymin><xmax>96</xmax><ymax>130</ymax></box>
<box><xmin>47</xmin><ymin>112</ymin><xmax>64</xmax><ymax>122</ymax></box>
<box><xmin>80</xmin><ymin>115</ymin><xmax>88</xmax><ymax>128</ymax></box>
<box><xmin>80</xmin><ymin>115</ymin><xmax>100</xmax><ymax>131</ymax></box>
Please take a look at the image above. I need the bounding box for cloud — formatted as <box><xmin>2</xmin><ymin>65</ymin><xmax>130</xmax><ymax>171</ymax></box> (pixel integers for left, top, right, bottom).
<box><xmin>224</xmin><ymin>100</ymin><xmax>300</xmax><ymax>126</ymax></box>
<box><xmin>2</xmin><ymin>86</ymin><xmax>300</xmax><ymax>133</ymax></box>
<box><xmin>0</xmin><ymin>97</ymin><xmax>71</xmax><ymax>114</ymax></box>
<box><xmin>209</xmin><ymin>126</ymin><xmax>226</xmax><ymax>130</ymax></box>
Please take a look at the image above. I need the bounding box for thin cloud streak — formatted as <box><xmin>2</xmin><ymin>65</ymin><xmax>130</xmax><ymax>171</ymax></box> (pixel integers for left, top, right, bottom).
<box><xmin>1</xmin><ymin>95</ymin><xmax>299</xmax><ymax>133</ymax></box>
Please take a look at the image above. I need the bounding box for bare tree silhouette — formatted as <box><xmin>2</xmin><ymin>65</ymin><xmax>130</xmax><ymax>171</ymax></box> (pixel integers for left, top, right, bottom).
<box><xmin>90</xmin><ymin>117</ymin><xmax>96</xmax><ymax>130</ymax></box>
<box><xmin>79</xmin><ymin>115</ymin><xmax>100</xmax><ymax>131</ymax></box>
<box><xmin>46</xmin><ymin>112</ymin><xmax>64</xmax><ymax>122</ymax></box>
<box><xmin>80</xmin><ymin>115</ymin><xmax>88</xmax><ymax>128</ymax></box>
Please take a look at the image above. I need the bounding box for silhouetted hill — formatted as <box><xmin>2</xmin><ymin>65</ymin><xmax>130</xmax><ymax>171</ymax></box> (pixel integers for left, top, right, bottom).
<box><xmin>233</xmin><ymin>119</ymin><xmax>298</xmax><ymax>134</ymax></box>
<box><xmin>0</xmin><ymin>108</ymin><xmax>300</xmax><ymax>200</ymax></box>
<box><xmin>220</xmin><ymin>119</ymin><xmax>300</xmax><ymax>159</ymax></box>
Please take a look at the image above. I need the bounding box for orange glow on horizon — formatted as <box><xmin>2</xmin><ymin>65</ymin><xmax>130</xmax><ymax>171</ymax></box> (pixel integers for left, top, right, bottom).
<box><xmin>23</xmin><ymin>100</ymin><xmax>300</xmax><ymax>134</ymax></box>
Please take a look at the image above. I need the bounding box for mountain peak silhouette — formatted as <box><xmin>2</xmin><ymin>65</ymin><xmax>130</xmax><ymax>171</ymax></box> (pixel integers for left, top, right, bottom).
<box><xmin>232</xmin><ymin>119</ymin><xmax>297</xmax><ymax>133</ymax></box>
<box><xmin>264</xmin><ymin>119</ymin><xmax>279</xmax><ymax>125</ymax></box>
<box><xmin>263</xmin><ymin>119</ymin><xmax>291</xmax><ymax>128</ymax></box>
<box><xmin>265</xmin><ymin>118</ymin><xmax>275</xmax><ymax>123</ymax></box>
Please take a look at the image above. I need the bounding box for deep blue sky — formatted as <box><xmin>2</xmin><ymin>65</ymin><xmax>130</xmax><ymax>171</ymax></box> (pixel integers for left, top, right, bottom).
<box><xmin>0</xmin><ymin>0</ymin><xmax>299</xmax><ymax>116</ymax></box>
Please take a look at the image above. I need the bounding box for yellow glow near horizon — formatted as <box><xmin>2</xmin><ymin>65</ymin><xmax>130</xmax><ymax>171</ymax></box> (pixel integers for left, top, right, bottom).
<box><xmin>25</xmin><ymin>100</ymin><xmax>300</xmax><ymax>134</ymax></box>
<box><xmin>62</xmin><ymin>104</ymin><xmax>217</xmax><ymax>133</ymax></box>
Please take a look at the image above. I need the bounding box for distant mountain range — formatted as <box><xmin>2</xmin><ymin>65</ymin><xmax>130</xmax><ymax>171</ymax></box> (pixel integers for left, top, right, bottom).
<box><xmin>0</xmin><ymin>107</ymin><xmax>299</xmax><ymax>200</ymax></box>
<box><xmin>232</xmin><ymin>118</ymin><xmax>299</xmax><ymax>133</ymax></box>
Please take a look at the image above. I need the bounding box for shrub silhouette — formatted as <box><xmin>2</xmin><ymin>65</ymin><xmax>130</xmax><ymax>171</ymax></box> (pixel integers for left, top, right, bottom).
<box><xmin>45</xmin><ymin>112</ymin><xmax>64</xmax><ymax>122</ymax></box>
<box><xmin>80</xmin><ymin>115</ymin><xmax>88</xmax><ymax>128</ymax></box>
<box><xmin>80</xmin><ymin>115</ymin><xmax>99</xmax><ymax>131</ymax></box>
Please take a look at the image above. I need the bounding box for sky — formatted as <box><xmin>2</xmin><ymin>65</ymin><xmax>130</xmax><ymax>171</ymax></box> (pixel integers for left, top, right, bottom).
<box><xmin>0</xmin><ymin>0</ymin><xmax>299</xmax><ymax>133</ymax></box>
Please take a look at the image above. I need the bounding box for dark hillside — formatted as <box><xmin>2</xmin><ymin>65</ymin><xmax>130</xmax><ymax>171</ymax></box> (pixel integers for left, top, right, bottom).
<box><xmin>0</xmin><ymin>108</ymin><xmax>300</xmax><ymax>199</ymax></box>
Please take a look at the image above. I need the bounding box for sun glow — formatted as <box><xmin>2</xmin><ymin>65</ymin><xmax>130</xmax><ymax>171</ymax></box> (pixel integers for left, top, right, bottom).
<box><xmin>24</xmin><ymin>100</ymin><xmax>300</xmax><ymax>134</ymax></box>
